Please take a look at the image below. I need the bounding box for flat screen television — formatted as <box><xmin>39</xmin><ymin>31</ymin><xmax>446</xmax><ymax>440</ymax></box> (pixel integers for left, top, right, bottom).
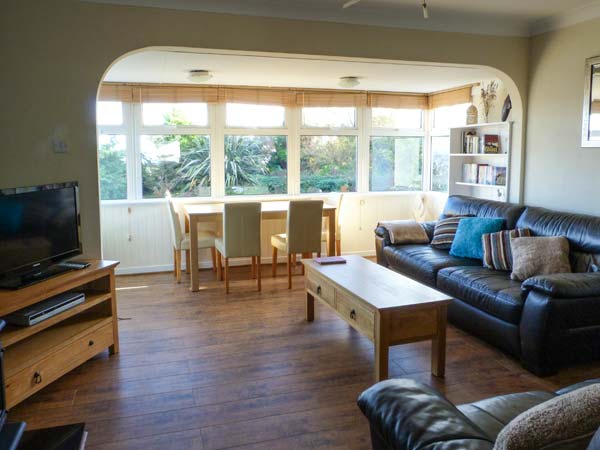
<box><xmin>0</xmin><ymin>182</ymin><xmax>82</xmax><ymax>288</ymax></box>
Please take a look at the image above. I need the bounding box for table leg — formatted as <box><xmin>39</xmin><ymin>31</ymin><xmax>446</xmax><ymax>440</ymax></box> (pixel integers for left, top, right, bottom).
<box><xmin>327</xmin><ymin>211</ymin><xmax>336</xmax><ymax>256</ymax></box>
<box><xmin>374</xmin><ymin>312</ymin><xmax>389</xmax><ymax>382</ymax></box>
<box><xmin>189</xmin><ymin>216</ymin><xmax>200</xmax><ymax>292</ymax></box>
<box><xmin>431</xmin><ymin>304</ymin><xmax>447</xmax><ymax>377</ymax></box>
<box><xmin>306</xmin><ymin>291</ymin><xmax>314</xmax><ymax>322</ymax></box>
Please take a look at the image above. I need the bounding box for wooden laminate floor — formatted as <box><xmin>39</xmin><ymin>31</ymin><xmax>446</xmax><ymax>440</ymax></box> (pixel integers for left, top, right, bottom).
<box><xmin>9</xmin><ymin>262</ymin><xmax>600</xmax><ymax>449</ymax></box>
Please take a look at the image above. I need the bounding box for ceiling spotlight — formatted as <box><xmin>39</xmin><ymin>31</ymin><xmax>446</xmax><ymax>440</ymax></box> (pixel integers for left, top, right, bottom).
<box><xmin>187</xmin><ymin>70</ymin><xmax>213</xmax><ymax>83</ymax></box>
<box><xmin>422</xmin><ymin>1</ymin><xmax>429</xmax><ymax>19</ymax></box>
<box><xmin>338</xmin><ymin>76</ymin><xmax>361</xmax><ymax>88</ymax></box>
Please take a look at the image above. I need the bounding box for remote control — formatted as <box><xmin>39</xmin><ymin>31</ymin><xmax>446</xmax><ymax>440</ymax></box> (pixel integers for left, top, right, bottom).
<box><xmin>58</xmin><ymin>261</ymin><xmax>91</xmax><ymax>270</ymax></box>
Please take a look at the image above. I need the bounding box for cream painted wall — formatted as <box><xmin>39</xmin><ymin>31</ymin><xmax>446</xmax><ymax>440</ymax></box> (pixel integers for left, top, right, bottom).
<box><xmin>525</xmin><ymin>18</ymin><xmax>600</xmax><ymax>214</ymax></box>
<box><xmin>1</xmin><ymin>1</ymin><xmax>529</xmax><ymax>259</ymax></box>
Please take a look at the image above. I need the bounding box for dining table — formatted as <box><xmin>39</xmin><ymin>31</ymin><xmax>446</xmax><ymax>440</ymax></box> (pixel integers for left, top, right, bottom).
<box><xmin>183</xmin><ymin>200</ymin><xmax>337</xmax><ymax>292</ymax></box>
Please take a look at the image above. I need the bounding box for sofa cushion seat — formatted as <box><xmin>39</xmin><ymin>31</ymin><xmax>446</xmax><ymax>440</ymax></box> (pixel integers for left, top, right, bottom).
<box><xmin>437</xmin><ymin>266</ymin><xmax>524</xmax><ymax>324</ymax></box>
<box><xmin>383</xmin><ymin>244</ymin><xmax>481</xmax><ymax>287</ymax></box>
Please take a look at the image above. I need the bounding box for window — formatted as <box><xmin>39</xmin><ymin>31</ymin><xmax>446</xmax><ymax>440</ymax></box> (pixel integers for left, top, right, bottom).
<box><xmin>370</xmin><ymin>137</ymin><xmax>423</xmax><ymax>191</ymax></box>
<box><xmin>140</xmin><ymin>134</ymin><xmax>210</xmax><ymax>198</ymax></box>
<box><xmin>372</xmin><ymin>108</ymin><xmax>422</xmax><ymax>129</ymax></box>
<box><xmin>300</xmin><ymin>136</ymin><xmax>357</xmax><ymax>193</ymax></box>
<box><xmin>98</xmin><ymin>134</ymin><xmax>127</xmax><ymax>200</ymax></box>
<box><xmin>142</xmin><ymin>103</ymin><xmax>208</xmax><ymax>127</ymax></box>
<box><xmin>97</xmin><ymin>102</ymin><xmax>123</xmax><ymax>126</ymax></box>
<box><xmin>226</xmin><ymin>104</ymin><xmax>285</xmax><ymax>128</ymax></box>
<box><xmin>430</xmin><ymin>136</ymin><xmax>450</xmax><ymax>192</ymax></box>
<box><xmin>433</xmin><ymin>103</ymin><xmax>470</xmax><ymax>128</ymax></box>
<box><xmin>224</xmin><ymin>135</ymin><xmax>287</xmax><ymax>195</ymax></box>
<box><xmin>302</xmin><ymin>107</ymin><xmax>356</xmax><ymax>128</ymax></box>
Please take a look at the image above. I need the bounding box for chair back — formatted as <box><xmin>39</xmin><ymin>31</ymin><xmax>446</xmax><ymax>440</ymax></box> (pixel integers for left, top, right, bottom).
<box><xmin>165</xmin><ymin>191</ymin><xmax>183</xmax><ymax>248</ymax></box>
<box><xmin>287</xmin><ymin>200</ymin><xmax>323</xmax><ymax>254</ymax></box>
<box><xmin>222</xmin><ymin>202</ymin><xmax>262</xmax><ymax>258</ymax></box>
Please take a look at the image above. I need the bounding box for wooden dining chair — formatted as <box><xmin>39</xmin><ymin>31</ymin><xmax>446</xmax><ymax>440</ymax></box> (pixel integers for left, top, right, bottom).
<box><xmin>165</xmin><ymin>192</ymin><xmax>216</xmax><ymax>283</ymax></box>
<box><xmin>214</xmin><ymin>202</ymin><xmax>262</xmax><ymax>294</ymax></box>
<box><xmin>271</xmin><ymin>200</ymin><xmax>323</xmax><ymax>289</ymax></box>
<box><xmin>321</xmin><ymin>193</ymin><xmax>344</xmax><ymax>256</ymax></box>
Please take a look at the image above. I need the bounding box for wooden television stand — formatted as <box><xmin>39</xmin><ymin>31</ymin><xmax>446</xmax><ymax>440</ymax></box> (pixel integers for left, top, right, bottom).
<box><xmin>0</xmin><ymin>260</ymin><xmax>119</xmax><ymax>408</ymax></box>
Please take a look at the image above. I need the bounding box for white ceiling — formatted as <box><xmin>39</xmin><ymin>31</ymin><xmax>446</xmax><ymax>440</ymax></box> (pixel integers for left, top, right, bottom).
<box><xmin>104</xmin><ymin>50</ymin><xmax>495</xmax><ymax>92</ymax></box>
<box><xmin>83</xmin><ymin>0</ymin><xmax>600</xmax><ymax>36</ymax></box>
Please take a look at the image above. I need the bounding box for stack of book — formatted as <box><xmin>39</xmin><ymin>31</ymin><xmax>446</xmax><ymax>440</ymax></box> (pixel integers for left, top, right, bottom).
<box><xmin>462</xmin><ymin>164</ymin><xmax>507</xmax><ymax>186</ymax></box>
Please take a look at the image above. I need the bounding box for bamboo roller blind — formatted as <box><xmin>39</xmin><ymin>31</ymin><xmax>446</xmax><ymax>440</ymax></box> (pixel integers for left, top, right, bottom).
<box><xmin>98</xmin><ymin>83</ymin><xmax>474</xmax><ymax>109</ymax></box>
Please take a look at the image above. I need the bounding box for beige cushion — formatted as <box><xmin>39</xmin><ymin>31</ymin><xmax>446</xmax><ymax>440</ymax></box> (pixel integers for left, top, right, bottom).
<box><xmin>377</xmin><ymin>220</ymin><xmax>429</xmax><ymax>245</ymax></box>
<box><xmin>510</xmin><ymin>236</ymin><xmax>571</xmax><ymax>281</ymax></box>
<box><xmin>180</xmin><ymin>231</ymin><xmax>216</xmax><ymax>251</ymax></box>
<box><xmin>271</xmin><ymin>233</ymin><xmax>289</xmax><ymax>252</ymax></box>
<box><xmin>493</xmin><ymin>384</ymin><xmax>600</xmax><ymax>450</ymax></box>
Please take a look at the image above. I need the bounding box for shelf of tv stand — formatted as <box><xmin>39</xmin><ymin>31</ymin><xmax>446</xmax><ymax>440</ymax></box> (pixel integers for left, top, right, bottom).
<box><xmin>0</xmin><ymin>259</ymin><xmax>119</xmax><ymax>409</ymax></box>
<box><xmin>1</xmin><ymin>291</ymin><xmax>112</xmax><ymax>347</ymax></box>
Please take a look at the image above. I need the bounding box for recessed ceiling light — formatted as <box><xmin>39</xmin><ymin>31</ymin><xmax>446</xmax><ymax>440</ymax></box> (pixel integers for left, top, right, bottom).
<box><xmin>338</xmin><ymin>76</ymin><xmax>361</xmax><ymax>88</ymax></box>
<box><xmin>187</xmin><ymin>70</ymin><xmax>213</xmax><ymax>83</ymax></box>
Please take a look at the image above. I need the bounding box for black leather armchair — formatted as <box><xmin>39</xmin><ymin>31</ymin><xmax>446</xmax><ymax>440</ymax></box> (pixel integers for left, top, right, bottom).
<box><xmin>358</xmin><ymin>378</ymin><xmax>600</xmax><ymax>450</ymax></box>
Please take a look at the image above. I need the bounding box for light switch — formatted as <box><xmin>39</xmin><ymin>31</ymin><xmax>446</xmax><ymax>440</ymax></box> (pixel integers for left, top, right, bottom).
<box><xmin>52</xmin><ymin>138</ymin><xmax>68</xmax><ymax>153</ymax></box>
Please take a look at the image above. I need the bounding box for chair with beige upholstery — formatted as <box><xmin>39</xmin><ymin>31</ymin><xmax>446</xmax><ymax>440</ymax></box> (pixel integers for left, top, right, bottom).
<box><xmin>271</xmin><ymin>200</ymin><xmax>324</xmax><ymax>289</ymax></box>
<box><xmin>166</xmin><ymin>192</ymin><xmax>216</xmax><ymax>283</ymax></box>
<box><xmin>214</xmin><ymin>202</ymin><xmax>262</xmax><ymax>294</ymax></box>
<box><xmin>321</xmin><ymin>193</ymin><xmax>344</xmax><ymax>256</ymax></box>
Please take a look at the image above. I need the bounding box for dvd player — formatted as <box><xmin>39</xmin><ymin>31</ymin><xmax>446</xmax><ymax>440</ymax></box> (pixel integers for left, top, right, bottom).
<box><xmin>5</xmin><ymin>292</ymin><xmax>86</xmax><ymax>326</ymax></box>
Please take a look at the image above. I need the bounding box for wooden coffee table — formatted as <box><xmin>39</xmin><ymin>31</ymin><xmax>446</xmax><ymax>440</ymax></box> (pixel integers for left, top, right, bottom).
<box><xmin>302</xmin><ymin>256</ymin><xmax>451</xmax><ymax>382</ymax></box>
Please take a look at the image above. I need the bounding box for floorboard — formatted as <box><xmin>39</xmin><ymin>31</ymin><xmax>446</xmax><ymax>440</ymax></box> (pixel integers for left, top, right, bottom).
<box><xmin>8</xmin><ymin>263</ymin><xmax>599</xmax><ymax>449</ymax></box>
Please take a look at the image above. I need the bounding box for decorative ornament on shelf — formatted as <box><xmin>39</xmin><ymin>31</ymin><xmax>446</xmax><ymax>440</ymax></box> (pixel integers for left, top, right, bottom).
<box><xmin>501</xmin><ymin>95</ymin><xmax>512</xmax><ymax>121</ymax></box>
<box><xmin>466</xmin><ymin>104</ymin><xmax>478</xmax><ymax>125</ymax></box>
<box><xmin>479</xmin><ymin>80</ymin><xmax>498</xmax><ymax>123</ymax></box>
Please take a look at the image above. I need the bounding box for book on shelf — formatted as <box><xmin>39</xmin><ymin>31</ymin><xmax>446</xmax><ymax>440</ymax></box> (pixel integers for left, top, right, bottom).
<box><xmin>483</xmin><ymin>134</ymin><xmax>500</xmax><ymax>154</ymax></box>
<box><xmin>462</xmin><ymin>164</ymin><xmax>507</xmax><ymax>186</ymax></box>
<box><xmin>462</xmin><ymin>131</ymin><xmax>479</xmax><ymax>154</ymax></box>
<box><xmin>462</xmin><ymin>163</ymin><xmax>478</xmax><ymax>184</ymax></box>
<box><xmin>477</xmin><ymin>164</ymin><xmax>489</xmax><ymax>184</ymax></box>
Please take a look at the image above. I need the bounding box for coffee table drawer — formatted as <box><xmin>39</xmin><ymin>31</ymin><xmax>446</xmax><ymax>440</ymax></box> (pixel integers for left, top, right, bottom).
<box><xmin>306</xmin><ymin>272</ymin><xmax>335</xmax><ymax>308</ymax></box>
<box><xmin>336</xmin><ymin>291</ymin><xmax>375</xmax><ymax>340</ymax></box>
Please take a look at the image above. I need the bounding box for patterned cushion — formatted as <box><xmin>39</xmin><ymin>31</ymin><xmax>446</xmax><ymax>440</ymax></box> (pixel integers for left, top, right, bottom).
<box><xmin>431</xmin><ymin>216</ymin><xmax>470</xmax><ymax>250</ymax></box>
<box><xmin>483</xmin><ymin>229</ymin><xmax>532</xmax><ymax>271</ymax></box>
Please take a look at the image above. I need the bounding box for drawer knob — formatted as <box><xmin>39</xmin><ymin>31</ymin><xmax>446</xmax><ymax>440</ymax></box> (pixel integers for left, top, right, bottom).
<box><xmin>89</xmin><ymin>340</ymin><xmax>94</xmax><ymax>347</ymax></box>
<box><xmin>350</xmin><ymin>309</ymin><xmax>357</xmax><ymax>320</ymax></box>
<box><xmin>316</xmin><ymin>286</ymin><xmax>322</xmax><ymax>295</ymax></box>
<box><xmin>33</xmin><ymin>371</ymin><xmax>42</xmax><ymax>384</ymax></box>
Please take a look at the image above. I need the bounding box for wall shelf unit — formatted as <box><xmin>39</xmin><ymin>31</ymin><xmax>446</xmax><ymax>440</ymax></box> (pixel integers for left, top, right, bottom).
<box><xmin>449</xmin><ymin>121</ymin><xmax>512</xmax><ymax>202</ymax></box>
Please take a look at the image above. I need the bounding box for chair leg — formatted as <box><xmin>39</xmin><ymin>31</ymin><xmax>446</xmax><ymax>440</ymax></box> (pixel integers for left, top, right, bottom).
<box><xmin>287</xmin><ymin>253</ymin><xmax>292</xmax><ymax>289</ymax></box>
<box><xmin>336</xmin><ymin>240</ymin><xmax>341</xmax><ymax>256</ymax></box>
<box><xmin>251</xmin><ymin>257</ymin><xmax>257</xmax><ymax>279</ymax></box>
<box><xmin>272</xmin><ymin>247</ymin><xmax>278</xmax><ymax>277</ymax></box>
<box><xmin>292</xmin><ymin>253</ymin><xmax>297</xmax><ymax>268</ymax></box>
<box><xmin>175</xmin><ymin>250</ymin><xmax>182</xmax><ymax>284</ymax></box>
<box><xmin>317</xmin><ymin>252</ymin><xmax>321</xmax><ymax>258</ymax></box>
<box><xmin>301</xmin><ymin>253</ymin><xmax>309</xmax><ymax>276</ymax></box>
<box><xmin>210</xmin><ymin>247</ymin><xmax>217</xmax><ymax>272</ymax></box>
<box><xmin>224</xmin><ymin>257</ymin><xmax>230</xmax><ymax>294</ymax></box>
<box><xmin>216</xmin><ymin>250</ymin><xmax>222</xmax><ymax>281</ymax></box>
<box><xmin>185</xmin><ymin>250</ymin><xmax>191</xmax><ymax>274</ymax></box>
<box><xmin>257</xmin><ymin>256</ymin><xmax>262</xmax><ymax>292</ymax></box>
<box><xmin>173</xmin><ymin>249</ymin><xmax>178</xmax><ymax>278</ymax></box>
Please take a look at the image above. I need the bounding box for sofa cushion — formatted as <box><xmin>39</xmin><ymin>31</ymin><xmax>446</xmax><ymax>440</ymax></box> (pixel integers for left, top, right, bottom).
<box><xmin>441</xmin><ymin>195</ymin><xmax>526</xmax><ymax>230</ymax></box>
<box><xmin>431</xmin><ymin>216</ymin><xmax>470</xmax><ymax>249</ymax></box>
<box><xmin>383</xmin><ymin>244</ymin><xmax>481</xmax><ymax>287</ymax></box>
<box><xmin>510</xmin><ymin>236</ymin><xmax>572</xmax><ymax>281</ymax></box>
<box><xmin>438</xmin><ymin>266</ymin><xmax>524</xmax><ymax>324</ymax></box>
<box><xmin>450</xmin><ymin>217</ymin><xmax>504</xmax><ymax>260</ymax></box>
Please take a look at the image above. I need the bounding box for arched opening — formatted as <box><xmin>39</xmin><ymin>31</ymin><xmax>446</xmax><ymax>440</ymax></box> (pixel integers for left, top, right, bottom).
<box><xmin>96</xmin><ymin>47</ymin><xmax>525</xmax><ymax>275</ymax></box>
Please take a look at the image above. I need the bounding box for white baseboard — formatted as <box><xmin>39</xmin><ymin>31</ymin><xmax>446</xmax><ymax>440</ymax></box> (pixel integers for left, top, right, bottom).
<box><xmin>114</xmin><ymin>250</ymin><xmax>376</xmax><ymax>275</ymax></box>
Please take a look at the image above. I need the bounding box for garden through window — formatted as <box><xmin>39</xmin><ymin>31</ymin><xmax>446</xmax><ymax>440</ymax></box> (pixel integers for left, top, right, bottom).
<box><xmin>98</xmin><ymin>134</ymin><xmax>127</xmax><ymax>200</ymax></box>
<box><xmin>370</xmin><ymin>137</ymin><xmax>423</xmax><ymax>191</ymax></box>
<box><xmin>300</xmin><ymin>136</ymin><xmax>357</xmax><ymax>193</ymax></box>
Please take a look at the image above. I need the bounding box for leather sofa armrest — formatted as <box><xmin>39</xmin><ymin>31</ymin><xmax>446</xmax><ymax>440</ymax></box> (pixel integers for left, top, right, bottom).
<box><xmin>521</xmin><ymin>273</ymin><xmax>600</xmax><ymax>299</ymax></box>
<box><xmin>357</xmin><ymin>379</ymin><xmax>493</xmax><ymax>450</ymax></box>
<box><xmin>421</xmin><ymin>220</ymin><xmax>436</xmax><ymax>241</ymax></box>
<box><xmin>374</xmin><ymin>226</ymin><xmax>392</xmax><ymax>246</ymax></box>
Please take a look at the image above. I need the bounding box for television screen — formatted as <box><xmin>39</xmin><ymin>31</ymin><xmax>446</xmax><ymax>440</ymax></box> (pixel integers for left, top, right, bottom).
<box><xmin>0</xmin><ymin>184</ymin><xmax>81</xmax><ymax>275</ymax></box>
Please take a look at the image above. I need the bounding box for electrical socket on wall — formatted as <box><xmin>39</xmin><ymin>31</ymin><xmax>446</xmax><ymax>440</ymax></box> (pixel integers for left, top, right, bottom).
<box><xmin>52</xmin><ymin>138</ymin><xmax>68</xmax><ymax>153</ymax></box>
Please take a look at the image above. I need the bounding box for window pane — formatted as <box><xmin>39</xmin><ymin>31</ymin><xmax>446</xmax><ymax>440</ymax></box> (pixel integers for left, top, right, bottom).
<box><xmin>140</xmin><ymin>134</ymin><xmax>210</xmax><ymax>198</ymax></box>
<box><xmin>302</xmin><ymin>107</ymin><xmax>356</xmax><ymax>128</ymax></box>
<box><xmin>300</xmin><ymin>136</ymin><xmax>357</xmax><ymax>193</ymax></box>
<box><xmin>431</xmin><ymin>136</ymin><xmax>450</xmax><ymax>192</ymax></box>
<box><xmin>370</xmin><ymin>137</ymin><xmax>423</xmax><ymax>191</ymax></box>
<box><xmin>142</xmin><ymin>103</ymin><xmax>208</xmax><ymax>126</ymax></box>
<box><xmin>372</xmin><ymin>108</ymin><xmax>422</xmax><ymax>129</ymax></box>
<box><xmin>433</xmin><ymin>103</ymin><xmax>470</xmax><ymax>129</ymax></box>
<box><xmin>226</xmin><ymin>103</ymin><xmax>285</xmax><ymax>128</ymax></box>
<box><xmin>224</xmin><ymin>136</ymin><xmax>287</xmax><ymax>195</ymax></box>
<box><xmin>98</xmin><ymin>134</ymin><xmax>127</xmax><ymax>200</ymax></box>
<box><xmin>97</xmin><ymin>101</ymin><xmax>123</xmax><ymax>126</ymax></box>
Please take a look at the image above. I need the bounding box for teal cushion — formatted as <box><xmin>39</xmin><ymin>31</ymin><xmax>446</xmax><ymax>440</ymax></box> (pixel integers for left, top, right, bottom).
<box><xmin>450</xmin><ymin>218</ymin><xmax>504</xmax><ymax>260</ymax></box>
